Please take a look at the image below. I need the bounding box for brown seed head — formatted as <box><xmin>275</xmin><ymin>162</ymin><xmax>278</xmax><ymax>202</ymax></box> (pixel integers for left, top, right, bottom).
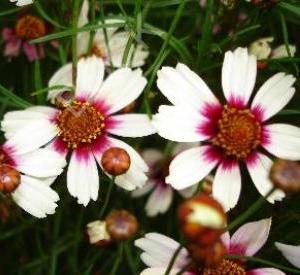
<box><xmin>270</xmin><ymin>159</ymin><xmax>300</xmax><ymax>194</ymax></box>
<box><xmin>105</xmin><ymin>210</ymin><xmax>138</xmax><ymax>241</ymax></box>
<box><xmin>15</xmin><ymin>15</ymin><xmax>46</xmax><ymax>40</ymax></box>
<box><xmin>178</xmin><ymin>195</ymin><xmax>227</xmax><ymax>245</ymax></box>
<box><xmin>0</xmin><ymin>165</ymin><xmax>21</xmax><ymax>194</ymax></box>
<box><xmin>101</xmin><ymin>147</ymin><xmax>131</xmax><ymax>176</ymax></box>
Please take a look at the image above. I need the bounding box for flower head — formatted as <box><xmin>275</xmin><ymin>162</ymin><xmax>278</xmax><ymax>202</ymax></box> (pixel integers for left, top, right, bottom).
<box><xmin>0</xmin><ymin>141</ymin><xmax>66</xmax><ymax>218</ymax></box>
<box><xmin>153</xmin><ymin>47</ymin><xmax>299</xmax><ymax>211</ymax></box>
<box><xmin>1</xmin><ymin>56</ymin><xmax>156</xmax><ymax>206</ymax></box>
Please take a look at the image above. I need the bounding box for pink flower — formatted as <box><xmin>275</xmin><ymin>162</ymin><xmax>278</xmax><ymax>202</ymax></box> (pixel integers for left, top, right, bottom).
<box><xmin>135</xmin><ymin>219</ymin><xmax>285</xmax><ymax>274</ymax></box>
<box><xmin>153</xmin><ymin>47</ymin><xmax>299</xmax><ymax>211</ymax></box>
<box><xmin>1</xmin><ymin>56</ymin><xmax>156</xmax><ymax>206</ymax></box>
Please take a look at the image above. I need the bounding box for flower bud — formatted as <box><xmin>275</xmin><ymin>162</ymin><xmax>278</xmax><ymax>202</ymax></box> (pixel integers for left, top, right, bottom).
<box><xmin>248</xmin><ymin>37</ymin><xmax>273</xmax><ymax>60</ymax></box>
<box><xmin>270</xmin><ymin>159</ymin><xmax>300</xmax><ymax>193</ymax></box>
<box><xmin>0</xmin><ymin>165</ymin><xmax>21</xmax><ymax>194</ymax></box>
<box><xmin>178</xmin><ymin>195</ymin><xmax>227</xmax><ymax>245</ymax></box>
<box><xmin>86</xmin><ymin>220</ymin><xmax>112</xmax><ymax>246</ymax></box>
<box><xmin>105</xmin><ymin>210</ymin><xmax>138</xmax><ymax>241</ymax></box>
<box><xmin>101</xmin><ymin>147</ymin><xmax>131</xmax><ymax>176</ymax></box>
<box><xmin>188</xmin><ymin>239</ymin><xmax>225</xmax><ymax>268</ymax></box>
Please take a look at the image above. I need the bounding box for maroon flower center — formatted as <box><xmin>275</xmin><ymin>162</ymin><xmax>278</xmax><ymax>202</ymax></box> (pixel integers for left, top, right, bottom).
<box><xmin>203</xmin><ymin>259</ymin><xmax>246</xmax><ymax>275</ymax></box>
<box><xmin>57</xmin><ymin>101</ymin><xmax>105</xmax><ymax>149</ymax></box>
<box><xmin>15</xmin><ymin>15</ymin><xmax>46</xmax><ymax>40</ymax></box>
<box><xmin>212</xmin><ymin>105</ymin><xmax>261</xmax><ymax>159</ymax></box>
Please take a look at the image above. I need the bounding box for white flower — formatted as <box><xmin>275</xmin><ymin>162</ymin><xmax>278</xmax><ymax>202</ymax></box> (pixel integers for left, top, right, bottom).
<box><xmin>153</xmin><ymin>47</ymin><xmax>299</xmax><ymax>212</ymax></box>
<box><xmin>0</xmin><ymin>141</ymin><xmax>66</xmax><ymax>218</ymax></box>
<box><xmin>1</xmin><ymin>56</ymin><xmax>156</xmax><ymax>206</ymax></box>
<box><xmin>248</xmin><ymin>37</ymin><xmax>296</xmax><ymax>60</ymax></box>
<box><xmin>131</xmin><ymin>143</ymin><xmax>198</xmax><ymax>217</ymax></box>
<box><xmin>135</xmin><ymin>219</ymin><xmax>285</xmax><ymax>275</ymax></box>
<box><xmin>10</xmin><ymin>0</ymin><xmax>33</xmax><ymax>6</ymax></box>
<box><xmin>77</xmin><ymin>0</ymin><xmax>149</xmax><ymax>68</ymax></box>
<box><xmin>275</xmin><ymin>242</ymin><xmax>300</xmax><ymax>269</ymax></box>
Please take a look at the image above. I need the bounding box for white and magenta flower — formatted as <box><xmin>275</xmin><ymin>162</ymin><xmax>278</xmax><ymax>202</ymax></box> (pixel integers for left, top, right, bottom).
<box><xmin>131</xmin><ymin>143</ymin><xmax>200</xmax><ymax>217</ymax></box>
<box><xmin>153</xmin><ymin>47</ymin><xmax>299</xmax><ymax>211</ymax></box>
<box><xmin>2</xmin><ymin>14</ymin><xmax>47</xmax><ymax>62</ymax></box>
<box><xmin>0</xmin><ymin>140</ymin><xmax>66</xmax><ymax>218</ymax></box>
<box><xmin>10</xmin><ymin>0</ymin><xmax>33</xmax><ymax>6</ymax></box>
<box><xmin>1</xmin><ymin>56</ymin><xmax>156</xmax><ymax>206</ymax></box>
<box><xmin>135</xmin><ymin>218</ymin><xmax>285</xmax><ymax>275</ymax></box>
<box><xmin>275</xmin><ymin>242</ymin><xmax>300</xmax><ymax>269</ymax></box>
<box><xmin>76</xmin><ymin>0</ymin><xmax>149</xmax><ymax>68</ymax></box>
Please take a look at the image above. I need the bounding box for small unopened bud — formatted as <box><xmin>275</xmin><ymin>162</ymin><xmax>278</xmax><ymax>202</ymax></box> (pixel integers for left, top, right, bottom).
<box><xmin>86</xmin><ymin>220</ymin><xmax>112</xmax><ymax>246</ymax></box>
<box><xmin>270</xmin><ymin>159</ymin><xmax>300</xmax><ymax>193</ymax></box>
<box><xmin>55</xmin><ymin>91</ymin><xmax>74</xmax><ymax>108</ymax></box>
<box><xmin>178</xmin><ymin>195</ymin><xmax>227</xmax><ymax>245</ymax></box>
<box><xmin>101</xmin><ymin>147</ymin><xmax>131</xmax><ymax>176</ymax></box>
<box><xmin>188</xmin><ymin>239</ymin><xmax>225</xmax><ymax>268</ymax></box>
<box><xmin>0</xmin><ymin>165</ymin><xmax>21</xmax><ymax>194</ymax></box>
<box><xmin>105</xmin><ymin>210</ymin><xmax>138</xmax><ymax>241</ymax></box>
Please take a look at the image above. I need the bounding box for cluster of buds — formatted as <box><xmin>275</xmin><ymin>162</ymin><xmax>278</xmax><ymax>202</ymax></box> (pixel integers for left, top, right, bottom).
<box><xmin>86</xmin><ymin>210</ymin><xmax>139</xmax><ymax>246</ymax></box>
<box><xmin>270</xmin><ymin>159</ymin><xmax>300</xmax><ymax>194</ymax></box>
<box><xmin>178</xmin><ymin>195</ymin><xmax>227</xmax><ymax>268</ymax></box>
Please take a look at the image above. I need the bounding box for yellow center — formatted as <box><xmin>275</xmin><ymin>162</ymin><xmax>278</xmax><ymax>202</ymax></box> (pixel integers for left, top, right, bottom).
<box><xmin>203</xmin><ymin>259</ymin><xmax>246</xmax><ymax>275</ymax></box>
<box><xmin>15</xmin><ymin>15</ymin><xmax>46</xmax><ymax>40</ymax></box>
<box><xmin>212</xmin><ymin>105</ymin><xmax>261</xmax><ymax>159</ymax></box>
<box><xmin>57</xmin><ymin>101</ymin><xmax>105</xmax><ymax>149</ymax></box>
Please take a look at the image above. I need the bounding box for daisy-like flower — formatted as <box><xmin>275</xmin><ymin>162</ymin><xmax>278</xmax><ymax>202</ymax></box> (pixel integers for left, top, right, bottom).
<box><xmin>10</xmin><ymin>0</ymin><xmax>33</xmax><ymax>6</ymax></box>
<box><xmin>131</xmin><ymin>143</ymin><xmax>202</xmax><ymax>217</ymax></box>
<box><xmin>77</xmin><ymin>0</ymin><xmax>149</xmax><ymax>68</ymax></box>
<box><xmin>2</xmin><ymin>14</ymin><xmax>47</xmax><ymax>62</ymax></box>
<box><xmin>248</xmin><ymin>37</ymin><xmax>296</xmax><ymax>68</ymax></box>
<box><xmin>275</xmin><ymin>242</ymin><xmax>300</xmax><ymax>269</ymax></box>
<box><xmin>0</xmin><ymin>140</ymin><xmax>66</xmax><ymax>218</ymax></box>
<box><xmin>135</xmin><ymin>218</ymin><xmax>285</xmax><ymax>275</ymax></box>
<box><xmin>153</xmin><ymin>47</ymin><xmax>299</xmax><ymax>211</ymax></box>
<box><xmin>1</xmin><ymin>56</ymin><xmax>156</xmax><ymax>206</ymax></box>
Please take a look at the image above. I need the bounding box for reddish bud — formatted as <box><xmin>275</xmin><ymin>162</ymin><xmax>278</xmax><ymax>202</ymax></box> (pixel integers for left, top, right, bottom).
<box><xmin>178</xmin><ymin>195</ymin><xmax>227</xmax><ymax>245</ymax></box>
<box><xmin>105</xmin><ymin>210</ymin><xmax>138</xmax><ymax>241</ymax></box>
<box><xmin>101</xmin><ymin>147</ymin><xmax>131</xmax><ymax>176</ymax></box>
<box><xmin>0</xmin><ymin>165</ymin><xmax>21</xmax><ymax>194</ymax></box>
<box><xmin>188</xmin><ymin>239</ymin><xmax>225</xmax><ymax>268</ymax></box>
<box><xmin>257</xmin><ymin>61</ymin><xmax>268</xmax><ymax>70</ymax></box>
<box><xmin>270</xmin><ymin>159</ymin><xmax>300</xmax><ymax>194</ymax></box>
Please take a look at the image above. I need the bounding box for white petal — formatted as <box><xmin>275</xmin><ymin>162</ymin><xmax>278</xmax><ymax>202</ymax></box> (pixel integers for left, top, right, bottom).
<box><xmin>153</xmin><ymin>105</ymin><xmax>207</xmax><ymax>142</ymax></box>
<box><xmin>275</xmin><ymin>242</ymin><xmax>300</xmax><ymax>268</ymax></box>
<box><xmin>246</xmin><ymin>153</ymin><xmax>285</xmax><ymax>203</ymax></box>
<box><xmin>145</xmin><ymin>186</ymin><xmax>173</xmax><ymax>217</ymax></box>
<box><xmin>131</xmin><ymin>180</ymin><xmax>156</xmax><ymax>198</ymax></box>
<box><xmin>48</xmin><ymin>63</ymin><xmax>73</xmax><ymax>103</ymax></box>
<box><xmin>134</xmin><ymin>232</ymin><xmax>189</xmax><ymax>268</ymax></box>
<box><xmin>12</xmin><ymin>176</ymin><xmax>59</xmax><ymax>218</ymax></box>
<box><xmin>131</xmin><ymin>44</ymin><xmax>149</xmax><ymax>68</ymax></box>
<box><xmin>13</xmin><ymin>148</ymin><xmax>66</xmax><ymax>178</ymax></box>
<box><xmin>100</xmin><ymin>137</ymin><xmax>148</xmax><ymax>191</ymax></box>
<box><xmin>272</xmin><ymin>44</ymin><xmax>296</xmax><ymax>59</ymax></box>
<box><xmin>95</xmin><ymin>68</ymin><xmax>146</xmax><ymax>115</ymax></box>
<box><xmin>230</xmin><ymin>218</ymin><xmax>271</xmax><ymax>256</ymax></box>
<box><xmin>76</xmin><ymin>56</ymin><xmax>105</xmax><ymax>100</ymax></box>
<box><xmin>212</xmin><ymin>163</ymin><xmax>241</xmax><ymax>212</ymax></box>
<box><xmin>222</xmin><ymin>47</ymin><xmax>257</xmax><ymax>106</ymax></box>
<box><xmin>166</xmin><ymin>146</ymin><xmax>219</xmax><ymax>190</ymax></box>
<box><xmin>263</xmin><ymin>124</ymin><xmax>300</xmax><ymax>160</ymax></box>
<box><xmin>140</xmin><ymin>268</ymin><xmax>180</xmax><ymax>275</ymax></box>
<box><xmin>251</xmin><ymin>73</ymin><xmax>296</xmax><ymax>121</ymax></box>
<box><xmin>178</xmin><ymin>184</ymin><xmax>198</xmax><ymax>198</ymax></box>
<box><xmin>157</xmin><ymin>63</ymin><xmax>218</xmax><ymax>111</ymax></box>
<box><xmin>247</xmin><ymin>268</ymin><xmax>286</xmax><ymax>275</ymax></box>
<box><xmin>77</xmin><ymin>0</ymin><xmax>90</xmax><ymax>57</ymax></box>
<box><xmin>67</xmin><ymin>150</ymin><xmax>99</xmax><ymax>206</ymax></box>
<box><xmin>108</xmin><ymin>114</ymin><xmax>156</xmax><ymax>137</ymax></box>
<box><xmin>5</xmin><ymin>120</ymin><xmax>58</xmax><ymax>154</ymax></box>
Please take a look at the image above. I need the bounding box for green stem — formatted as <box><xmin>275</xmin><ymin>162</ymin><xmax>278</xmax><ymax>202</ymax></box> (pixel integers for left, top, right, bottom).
<box><xmin>226</xmin><ymin>188</ymin><xmax>275</xmax><ymax>232</ymax></box>
<box><xmin>110</xmin><ymin>242</ymin><xmax>124</xmax><ymax>275</ymax></box>
<box><xmin>99</xmin><ymin>177</ymin><xmax>115</xmax><ymax>218</ymax></box>
<box><xmin>72</xmin><ymin>0</ymin><xmax>81</xmax><ymax>86</ymax></box>
<box><xmin>226</xmin><ymin>254</ymin><xmax>300</xmax><ymax>274</ymax></box>
<box><xmin>124</xmin><ymin>241</ymin><xmax>137</xmax><ymax>274</ymax></box>
<box><xmin>164</xmin><ymin>244</ymin><xmax>184</xmax><ymax>275</ymax></box>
